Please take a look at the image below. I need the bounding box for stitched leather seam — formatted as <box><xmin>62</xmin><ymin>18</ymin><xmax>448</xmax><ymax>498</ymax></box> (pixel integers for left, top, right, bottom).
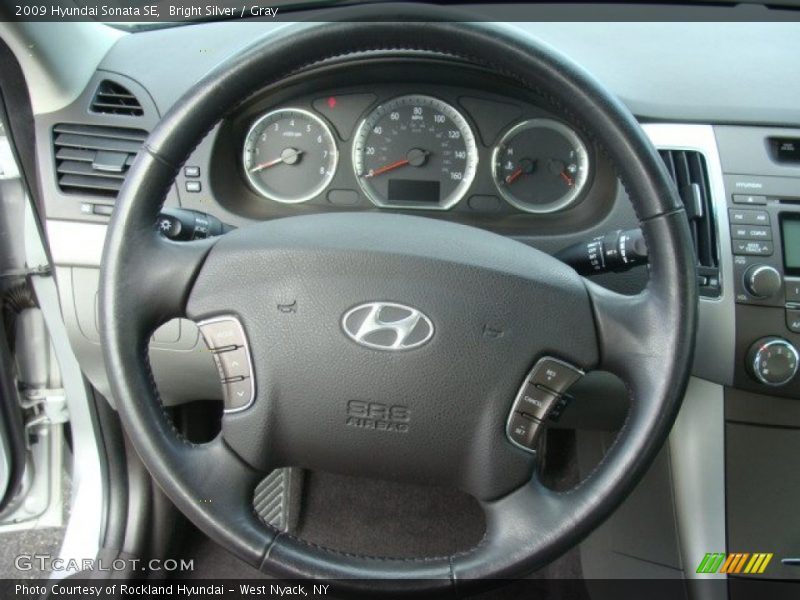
<box><xmin>142</xmin><ymin>345</ymin><xmax>197</xmax><ymax>447</ymax></box>
<box><xmin>260</xmin><ymin>521</ymin><xmax>477</xmax><ymax>564</ymax></box>
<box><xmin>639</xmin><ymin>206</ymin><xmax>686</xmax><ymax>225</ymax></box>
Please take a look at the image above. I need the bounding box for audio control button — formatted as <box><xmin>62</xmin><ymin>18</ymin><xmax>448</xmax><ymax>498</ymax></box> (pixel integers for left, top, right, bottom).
<box><xmin>731</xmin><ymin>225</ymin><xmax>772</xmax><ymax>241</ymax></box>
<box><xmin>729</xmin><ymin>209</ymin><xmax>769</xmax><ymax>226</ymax></box>
<box><xmin>199</xmin><ymin>317</ymin><xmax>245</xmax><ymax>350</ymax></box>
<box><xmin>744</xmin><ymin>265</ymin><xmax>782</xmax><ymax>299</ymax></box>
<box><xmin>732</xmin><ymin>194</ymin><xmax>767</xmax><ymax>205</ymax></box>
<box><xmin>217</xmin><ymin>347</ymin><xmax>251</xmax><ymax>380</ymax></box>
<box><xmin>223</xmin><ymin>377</ymin><xmax>253</xmax><ymax>411</ymax></box>
<box><xmin>733</xmin><ymin>240</ymin><xmax>773</xmax><ymax>256</ymax></box>
<box><xmin>199</xmin><ymin>316</ymin><xmax>255</xmax><ymax>412</ymax></box>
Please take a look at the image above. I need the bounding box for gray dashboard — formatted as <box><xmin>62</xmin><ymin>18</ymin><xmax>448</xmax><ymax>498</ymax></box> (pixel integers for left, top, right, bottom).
<box><xmin>98</xmin><ymin>20</ymin><xmax>800</xmax><ymax>127</ymax></box>
<box><xmin>22</xmin><ymin>18</ymin><xmax>795</xmax><ymax>411</ymax></box>
<box><xmin>34</xmin><ymin>19</ymin><xmax>796</xmax><ymax>405</ymax></box>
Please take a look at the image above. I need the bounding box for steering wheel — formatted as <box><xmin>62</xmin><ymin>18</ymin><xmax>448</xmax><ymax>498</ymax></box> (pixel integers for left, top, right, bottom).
<box><xmin>100</xmin><ymin>21</ymin><xmax>696</xmax><ymax>592</ymax></box>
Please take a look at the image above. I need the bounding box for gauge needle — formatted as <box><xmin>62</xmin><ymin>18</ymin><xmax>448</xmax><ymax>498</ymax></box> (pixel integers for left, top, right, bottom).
<box><xmin>364</xmin><ymin>148</ymin><xmax>430</xmax><ymax>179</ymax></box>
<box><xmin>365</xmin><ymin>158</ymin><xmax>410</xmax><ymax>179</ymax></box>
<box><xmin>249</xmin><ymin>148</ymin><xmax>304</xmax><ymax>173</ymax></box>
<box><xmin>505</xmin><ymin>168</ymin><xmax>524</xmax><ymax>185</ymax></box>
<box><xmin>504</xmin><ymin>158</ymin><xmax>536</xmax><ymax>185</ymax></box>
<box><xmin>560</xmin><ymin>171</ymin><xmax>575</xmax><ymax>186</ymax></box>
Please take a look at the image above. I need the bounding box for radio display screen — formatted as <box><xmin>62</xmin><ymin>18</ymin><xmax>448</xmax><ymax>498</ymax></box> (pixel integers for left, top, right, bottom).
<box><xmin>781</xmin><ymin>214</ymin><xmax>800</xmax><ymax>275</ymax></box>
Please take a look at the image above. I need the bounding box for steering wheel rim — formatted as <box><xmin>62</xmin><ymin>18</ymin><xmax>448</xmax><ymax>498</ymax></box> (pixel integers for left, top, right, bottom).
<box><xmin>100</xmin><ymin>21</ymin><xmax>697</xmax><ymax>591</ymax></box>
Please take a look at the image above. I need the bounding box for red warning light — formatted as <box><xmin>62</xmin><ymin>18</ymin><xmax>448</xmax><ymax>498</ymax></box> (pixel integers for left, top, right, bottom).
<box><xmin>327</xmin><ymin>96</ymin><xmax>337</xmax><ymax>109</ymax></box>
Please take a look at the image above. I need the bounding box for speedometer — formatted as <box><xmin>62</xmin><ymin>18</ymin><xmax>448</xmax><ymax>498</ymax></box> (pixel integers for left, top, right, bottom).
<box><xmin>352</xmin><ymin>95</ymin><xmax>478</xmax><ymax>210</ymax></box>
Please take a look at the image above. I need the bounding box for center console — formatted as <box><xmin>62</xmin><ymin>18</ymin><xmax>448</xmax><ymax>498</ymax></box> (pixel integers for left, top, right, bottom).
<box><xmin>721</xmin><ymin>134</ymin><xmax>800</xmax><ymax>396</ymax></box>
<box><xmin>716</xmin><ymin>125</ymin><xmax>800</xmax><ymax>583</ymax></box>
<box><xmin>730</xmin><ymin>200</ymin><xmax>800</xmax><ymax>391</ymax></box>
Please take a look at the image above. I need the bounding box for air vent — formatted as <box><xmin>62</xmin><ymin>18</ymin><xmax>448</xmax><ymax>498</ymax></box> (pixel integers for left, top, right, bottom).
<box><xmin>53</xmin><ymin>124</ymin><xmax>147</xmax><ymax>198</ymax></box>
<box><xmin>90</xmin><ymin>80</ymin><xmax>143</xmax><ymax>116</ymax></box>
<box><xmin>659</xmin><ymin>149</ymin><xmax>720</xmax><ymax>297</ymax></box>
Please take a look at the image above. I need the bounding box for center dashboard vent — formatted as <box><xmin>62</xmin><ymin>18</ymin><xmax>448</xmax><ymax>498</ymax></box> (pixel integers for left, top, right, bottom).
<box><xmin>90</xmin><ymin>80</ymin><xmax>143</xmax><ymax>116</ymax></box>
<box><xmin>53</xmin><ymin>124</ymin><xmax>147</xmax><ymax>198</ymax></box>
<box><xmin>658</xmin><ymin>149</ymin><xmax>720</xmax><ymax>298</ymax></box>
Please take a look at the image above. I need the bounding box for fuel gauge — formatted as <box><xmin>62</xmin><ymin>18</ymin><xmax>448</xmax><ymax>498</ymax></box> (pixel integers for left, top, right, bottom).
<box><xmin>492</xmin><ymin>118</ymin><xmax>589</xmax><ymax>213</ymax></box>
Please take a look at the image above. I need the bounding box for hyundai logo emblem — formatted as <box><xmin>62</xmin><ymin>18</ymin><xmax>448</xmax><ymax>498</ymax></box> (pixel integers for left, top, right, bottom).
<box><xmin>342</xmin><ymin>302</ymin><xmax>434</xmax><ymax>351</ymax></box>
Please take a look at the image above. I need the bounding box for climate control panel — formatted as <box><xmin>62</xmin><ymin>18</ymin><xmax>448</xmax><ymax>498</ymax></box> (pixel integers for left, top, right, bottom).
<box><xmin>747</xmin><ymin>337</ymin><xmax>800</xmax><ymax>387</ymax></box>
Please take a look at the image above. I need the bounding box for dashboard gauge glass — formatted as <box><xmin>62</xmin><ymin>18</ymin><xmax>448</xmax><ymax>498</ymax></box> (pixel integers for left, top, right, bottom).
<box><xmin>243</xmin><ymin>108</ymin><xmax>338</xmax><ymax>204</ymax></box>
<box><xmin>492</xmin><ymin>118</ymin><xmax>590</xmax><ymax>213</ymax></box>
<box><xmin>352</xmin><ymin>95</ymin><xmax>478</xmax><ymax>210</ymax></box>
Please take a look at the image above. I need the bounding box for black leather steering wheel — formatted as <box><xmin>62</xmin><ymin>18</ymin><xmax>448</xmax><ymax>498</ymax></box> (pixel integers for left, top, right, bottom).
<box><xmin>100</xmin><ymin>21</ymin><xmax>697</xmax><ymax>592</ymax></box>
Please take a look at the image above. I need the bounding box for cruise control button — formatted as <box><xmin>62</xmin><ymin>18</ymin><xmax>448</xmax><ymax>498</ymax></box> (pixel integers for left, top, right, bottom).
<box><xmin>507</xmin><ymin>412</ymin><xmax>539</xmax><ymax>450</ymax></box>
<box><xmin>217</xmin><ymin>347</ymin><xmax>250</xmax><ymax>380</ymax></box>
<box><xmin>529</xmin><ymin>358</ymin><xmax>583</xmax><ymax>393</ymax></box>
<box><xmin>199</xmin><ymin>319</ymin><xmax>244</xmax><ymax>350</ymax></box>
<box><xmin>516</xmin><ymin>384</ymin><xmax>559</xmax><ymax>421</ymax></box>
<box><xmin>223</xmin><ymin>377</ymin><xmax>252</xmax><ymax>411</ymax></box>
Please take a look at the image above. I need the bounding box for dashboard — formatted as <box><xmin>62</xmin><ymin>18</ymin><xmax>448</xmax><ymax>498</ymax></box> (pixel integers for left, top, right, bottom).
<box><xmin>205</xmin><ymin>61</ymin><xmax>617</xmax><ymax>233</ymax></box>
<box><xmin>237</xmin><ymin>89</ymin><xmax>589</xmax><ymax>213</ymax></box>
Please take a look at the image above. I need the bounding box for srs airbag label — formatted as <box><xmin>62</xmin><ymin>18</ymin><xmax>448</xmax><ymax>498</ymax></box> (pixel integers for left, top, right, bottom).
<box><xmin>345</xmin><ymin>400</ymin><xmax>410</xmax><ymax>433</ymax></box>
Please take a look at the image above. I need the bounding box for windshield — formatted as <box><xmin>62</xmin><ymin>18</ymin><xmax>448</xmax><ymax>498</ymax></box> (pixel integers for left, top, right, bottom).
<box><xmin>103</xmin><ymin>0</ymin><xmax>360</xmax><ymax>30</ymax></box>
<box><xmin>101</xmin><ymin>0</ymin><xmax>800</xmax><ymax>31</ymax></box>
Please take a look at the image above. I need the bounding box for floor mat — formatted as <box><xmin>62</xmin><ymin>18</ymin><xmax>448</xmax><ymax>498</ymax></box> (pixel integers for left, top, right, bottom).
<box><xmin>296</xmin><ymin>471</ymin><xmax>485</xmax><ymax>559</ymax></box>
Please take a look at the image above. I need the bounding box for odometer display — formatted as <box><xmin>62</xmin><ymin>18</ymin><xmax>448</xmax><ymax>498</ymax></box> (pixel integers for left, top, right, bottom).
<box><xmin>352</xmin><ymin>95</ymin><xmax>477</xmax><ymax>210</ymax></box>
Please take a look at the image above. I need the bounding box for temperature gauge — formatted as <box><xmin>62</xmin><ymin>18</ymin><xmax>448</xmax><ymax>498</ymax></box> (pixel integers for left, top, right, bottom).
<box><xmin>492</xmin><ymin>118</ymin><xmax>590</xmax><ymax>213</ymax></box>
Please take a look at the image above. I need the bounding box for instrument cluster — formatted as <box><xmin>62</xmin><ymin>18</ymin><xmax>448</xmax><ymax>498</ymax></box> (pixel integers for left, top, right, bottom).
<box><xmin>238</xmin><ymin>87</ymin><xmax>594</xmax><ymax>215</ymax></box>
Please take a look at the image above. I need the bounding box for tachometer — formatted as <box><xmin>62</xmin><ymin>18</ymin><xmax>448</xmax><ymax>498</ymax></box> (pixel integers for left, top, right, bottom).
<box><xmin>492</xmin><ymin>118</ymin><xmax>590</xmax><ymax>213</ymax></box>
<box><xmin>352</xmin><ymin>95</ymin><xmax>477</xmax><ymax>210</ymax></box>
<box><xmin>243</xmin><ymin>108</ymin><xmax>338</xmax><ymax>204</ymax></box>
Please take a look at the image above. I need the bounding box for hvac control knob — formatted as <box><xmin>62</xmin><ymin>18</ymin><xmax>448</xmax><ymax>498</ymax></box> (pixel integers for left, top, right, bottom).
<box><xmin>744</xmin><ymin>265</ymin><xmax>782</xmax><ymax>299</ymax></box>
<box><xmin>748</xmin><ymin>337</ymin><xmax>799</xmax><ymax>386</ymax></box>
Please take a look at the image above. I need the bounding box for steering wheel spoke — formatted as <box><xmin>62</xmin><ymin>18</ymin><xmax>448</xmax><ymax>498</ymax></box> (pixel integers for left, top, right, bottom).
<box><xmin>583</xmin><ymin>283</ymin><xmax>663</xmax><ymax>403</ymax></box>
<box><xmin>103</xmin><ymin>229</ymin><xmax>215</xmax><ymax>341</ymax></box>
